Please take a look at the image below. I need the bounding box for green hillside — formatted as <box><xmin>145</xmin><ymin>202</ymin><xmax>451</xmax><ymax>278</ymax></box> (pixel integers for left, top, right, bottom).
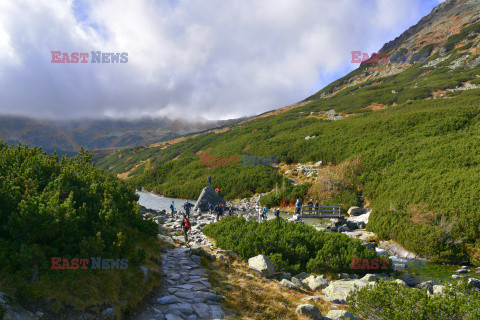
<box><xmin>96</xmin><ymin>21</ymin><xmax>480</xmax><ymax>264</ymax></box>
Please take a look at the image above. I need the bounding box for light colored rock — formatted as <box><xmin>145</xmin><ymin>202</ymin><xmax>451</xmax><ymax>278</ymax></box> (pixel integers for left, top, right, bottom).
<box><xmin>323</xmin><ymin>280</ymin><xmax>375</xmax><ymax>304</ymax></box>
<box><xmin>326</xmin><ymin>310</ymin><xmax>362</xmax><ymax>320</ymax></box>
<box><xmin>296</xmin><ymin>304</ymin><xmax>323</xmax><ymax>319</ymax></box>
<box><xmin>431</xmin><ymin>285</ymin><xmax>446</xmax><ymax>296</ymax></box>
<box><xmin>248</xmin><ymin>255</ymin><xmax>275</xmax><ymax>277</ymax></box>
<box><xmin>165</xmin><ymin>314</ymin><xmax>184</xmax><ymax>320</ymax></box>
<box><xmin>455</xmin><ymin>269</ymin><xmax>469</xmax><ymax>273</ymax></box>
<box><xmin>304</xmin><ymin>275</ymin><xmax>329</xmax><ymax>291</ymax></box>
<box><xmin>280</xmin><ymin>279</ymin><xmax>300</xmax><ymax>290</ymax></box>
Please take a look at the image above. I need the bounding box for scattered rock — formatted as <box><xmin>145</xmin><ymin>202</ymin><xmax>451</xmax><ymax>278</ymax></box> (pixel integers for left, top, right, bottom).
<box><xmin>325</xmin><ymin>310</ymin><xmax>362</xmax><ymax>320</ymax></box>
<box><xmin>280</xmin><ymin>279</ymin><xmax>300</xmax><ymax>290</ymax></box>
<box><xmin>304</xmin><ymin>275</ymin><xmax>329</xmax><ymax>291</ymax></box>
<box><xmin>295</xmin><ymin>304</ymin><xmax>323</xmax><ymax>319</ymax></box>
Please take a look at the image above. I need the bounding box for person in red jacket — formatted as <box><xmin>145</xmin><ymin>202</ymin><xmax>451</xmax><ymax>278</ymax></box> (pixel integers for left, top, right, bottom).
<box><xmin>181</xmin><ymin>215</ymin><xmax>191</xmax><ymax>243</ymax></box>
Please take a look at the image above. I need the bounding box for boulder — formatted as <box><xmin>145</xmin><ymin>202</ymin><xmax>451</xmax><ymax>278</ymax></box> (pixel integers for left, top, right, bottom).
<box><xmin>325</xmin><ymin>310</ymin><xmax>362</xmax><ymax>320</ymax></box>
<box><xmin>323</xmin><ymin>279</ymin><xmax>375</xmax><ymax>304</ymax></box>
<box><xmin>415</xmin><ymin>281</ymin><xmax>435</xmax><ymax>294</ymax></box>
<box><xmin>295</xmin><ymin>304</ymin><xmax>323</xmax><ymax>319</ymax></box>
<box><xmin>248</xmin><ymin>255</ymin><xmax>275</xmax><ymax>277</ymax></box>
<box><xmin>193</xmin><ymin>186</ymin><xmax>226</xmax><ymax>212</ymax></box>
<box><xmin>280</xmin><ymin>279</ymin><xmax>300</xmax><ymax>290</ymax></box>
<box><xmin>304</xmin><ymin>275</ymin><xmax>329</xmax><ymax>291</ymax></box>
<box><xmin>291</xmin><ymin>277</ymin><xmax>309</xmax><ymax>290</ymax></box>
<box><xmin>431</xmin><ymin>285</ymin><xmax>446</xmax><ymax>296</ymax></box>
<box><xmin>347</xmin><ymin>207</ymin><xmax>363</xmax><ymax>216</ymax></box>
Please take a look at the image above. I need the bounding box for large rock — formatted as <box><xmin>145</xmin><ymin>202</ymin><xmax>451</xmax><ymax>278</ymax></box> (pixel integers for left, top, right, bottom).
<box><xmin>325</xmin><ymin>310</ymin><xmax>362</xmax><ymax>320</ymax></box>
<box><xmin>248</xmin><ymin>255</ymin><xmax>275</xmax><ymax>277</ymax></box>
<box><xmin>295</xmin><ymin>304</ymin><xmax>323</xmax><ymax>319</ymax></box>
<box><xmin>304</xmin><ymin>275</ymin><xmax>329</xmax><ymax>291</ymax></box>
<box><xmin>193</xmin><ymin>186</ymin><xmax>226</xmax><ymax>212</ymax></box>
<box><xmin>322</xmin><ymin>279</ymin><xmax>375</xmax><ymax>304</ymax></box>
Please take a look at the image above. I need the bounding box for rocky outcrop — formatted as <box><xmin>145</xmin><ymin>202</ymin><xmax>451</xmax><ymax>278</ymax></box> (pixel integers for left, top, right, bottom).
<box><xmin>193</xmin><ymin>187</ymin><xmax>226</xmax><ymax>212</ymax></box>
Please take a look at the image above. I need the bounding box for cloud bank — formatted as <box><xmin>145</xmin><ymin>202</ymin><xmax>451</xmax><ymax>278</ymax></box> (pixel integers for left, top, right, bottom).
<box><xmin>0</xmin><ymin>0</ymin><xmax>442</xmax><ymax>120</ymax></box>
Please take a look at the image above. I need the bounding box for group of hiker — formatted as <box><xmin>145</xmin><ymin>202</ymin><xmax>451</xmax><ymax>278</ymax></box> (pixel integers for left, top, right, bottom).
<box><xmin>295</xmin><ymin>198</ymin><xmax>320</xmax><ymax>214</ymax></box>
<box><xmin>208</xmin><ymin>202</ymin><xmax>234</xmax><ymax>221</ymax></box>
<box><xmin>170</xmin><ymin>200</ymin><xmax>194</xmax><ymax>242</ymax></box>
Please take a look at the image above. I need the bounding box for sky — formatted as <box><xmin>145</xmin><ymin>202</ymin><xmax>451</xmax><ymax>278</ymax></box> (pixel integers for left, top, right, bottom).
<box><xmin>0</xmin><ymin>0</ymin><xmax>445</xmax><ymax>121</ymax></box>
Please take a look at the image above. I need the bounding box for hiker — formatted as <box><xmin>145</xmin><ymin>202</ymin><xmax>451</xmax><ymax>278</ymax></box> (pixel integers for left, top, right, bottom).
<box><xmin>181</xmin><ymin>215</ymin><xmax>191</xmax><ymax>243</ymax></box>
<box><xmin>170</xmin><ymin>201</ymin><xmax>175</xmax><ymax>218</ymax></box>
<box><xmin>314</xmin><ymin>201</ymin><xmax>319</xmax><ymax>214</ymax></box>
<box><xmin>228</xmin><ymin>205</ymin><xmax>234</xmax><ymax>216</ymax></box>
<box><xmin>214</xmin><ymin>203</ymin><xmax>222</xmax><ymax>221</ymax></box>
<box><xmin>183</xmin><ymin>201</ymin><xmax>192</xmax><ymax>218</ymax></box>
<box><xmin>207</xmin><ymin>175</ymin><xmax>212</xmax><ymax>188</ymax></box>
<box><xmin>209</xmin><ymin>202</ymin><xmax>215</xmax><ymax>215</ymax></box>
<box><xmin>307</xmin><ymin>199</ymin><xmax>313</xmax><ymax>214</ymax></box>
<box><xmin>275</xmin><ymin>208</ymin><xmax>280</xmax><ymax>219</ymax></box>
<box><xmin>215</xmin><ymin>188</ymin><xmax>221</xmax><ymax>197</ymax></box>
<box><xmin>295</xmin><ymin>199</ymin><xmax>302</xmax><ymax>214</ymax></box>
<box><xmin>262</xmin><ymin>205</ymin><xmax>268</xmax><ymax>221</ymax></box>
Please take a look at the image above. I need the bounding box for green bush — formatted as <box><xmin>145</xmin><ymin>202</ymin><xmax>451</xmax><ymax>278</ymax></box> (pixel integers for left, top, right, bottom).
<box><xmin>0</xmin><ymin>143</ymin><xmax>157</xmax><ymax>278</ymax></box>
<box><xmin>203</xmin><ymin>216</ymin><xmax>387</xmax><ymax>275</ymax></box>
<box><xmin>347</xmin><ymin>280</ymin><xmax>480</xmax><ymax>320</ymax></box>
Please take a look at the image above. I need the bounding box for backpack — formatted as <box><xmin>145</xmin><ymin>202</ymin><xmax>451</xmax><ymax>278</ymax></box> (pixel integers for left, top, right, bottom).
<box><xmin>183</xmin><ymin>218</ymin><xmax>191</xmax><ymax>228</ymax></box>
<box><xmin>219</xmin><ymin>204</ymin><xmax>223</xmax><ymax>213</ymax></box>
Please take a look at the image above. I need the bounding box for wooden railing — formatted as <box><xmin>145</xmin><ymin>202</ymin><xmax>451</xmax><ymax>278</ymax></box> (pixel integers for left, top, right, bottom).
<box><xmin>298</xmin><ymin>206</ymin><xmax>342</xmax><ymax>218</ymax></box>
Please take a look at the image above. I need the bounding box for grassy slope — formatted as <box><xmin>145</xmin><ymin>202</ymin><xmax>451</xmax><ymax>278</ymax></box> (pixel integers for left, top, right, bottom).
<box><xmin>95</xmin><ymin>23</ymin><xmax>480</xmax><ymax>263</ymax></box>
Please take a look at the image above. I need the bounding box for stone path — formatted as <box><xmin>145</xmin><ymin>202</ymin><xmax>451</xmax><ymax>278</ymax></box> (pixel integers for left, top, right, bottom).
<box><xmin>131</xmin><ymin>211</ymin><xmax>225</xmax><ymax>320</ymax></box>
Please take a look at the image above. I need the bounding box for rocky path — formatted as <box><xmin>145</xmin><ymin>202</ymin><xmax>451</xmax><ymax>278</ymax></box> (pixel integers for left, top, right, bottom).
<box><xmin>131</xmin><ymin>211</ymin><xmax>225</xmax><ymax>320</ymax></box>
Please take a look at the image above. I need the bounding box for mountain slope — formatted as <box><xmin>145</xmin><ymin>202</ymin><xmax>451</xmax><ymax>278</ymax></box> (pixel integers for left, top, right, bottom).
<box><xmin>96</xmin><ymin>0</ymin><xmax>480</xmax><ymax>264</ymax></box>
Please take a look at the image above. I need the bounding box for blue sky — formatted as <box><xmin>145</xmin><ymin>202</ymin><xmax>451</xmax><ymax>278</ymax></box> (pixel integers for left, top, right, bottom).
<box><xmin>0</xmin><ymin>0</ymin><xmax>445</xmax><ymax>120</ymax></box>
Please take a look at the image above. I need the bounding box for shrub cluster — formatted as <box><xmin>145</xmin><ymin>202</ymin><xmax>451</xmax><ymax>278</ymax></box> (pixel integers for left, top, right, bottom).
<box><xmin>347</xmin><ymin>280</ymin><xmax>480</xmax><ymax>320</ymax></box>
<box><xmin>203</xmin><ymin>216</ymin><xmax>386</xmax><ymax>275</ymax></box>
<box><xmin>0</xmin><ymin>143</ymin><xmax>157</xmax><ymax>278</ymax></box>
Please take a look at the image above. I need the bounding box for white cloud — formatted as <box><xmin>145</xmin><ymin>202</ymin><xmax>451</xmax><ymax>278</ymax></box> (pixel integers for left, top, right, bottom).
<box><xmin>0</xmin><ymin>0</ymin><xmax>441</xmax><ymax>120</ymax></box>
